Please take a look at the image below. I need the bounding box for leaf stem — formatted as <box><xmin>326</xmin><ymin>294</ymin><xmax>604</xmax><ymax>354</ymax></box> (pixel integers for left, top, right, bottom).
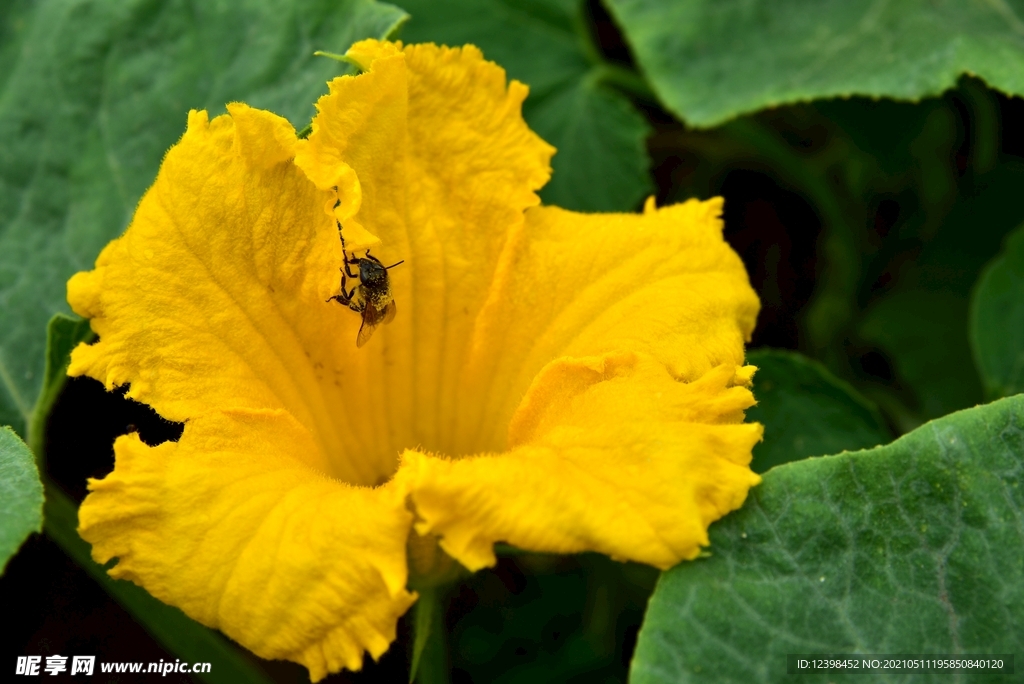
<box><xmin>28</xmin><ymin>314</ymin><xmax>94</xmax><ymax>462</ymax></box>
<box><xmin>591</xmin><ymin>63</ymin><xmax>657</xmax><ymax>102</ymax></box>
<box><xmin>410</xmin><ymin>584</ymin><xmax>449</xmax><ymax>684</ymax></box>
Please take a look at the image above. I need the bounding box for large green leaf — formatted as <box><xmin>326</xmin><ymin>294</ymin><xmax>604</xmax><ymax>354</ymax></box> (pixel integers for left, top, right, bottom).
<box><xmin>606</xmin><ymin>0</ymin><xmax>1024</xmax><ymax>128</ymax></box>
<box><xmin>631</xmin><ymin>394</ymin><xmax>1024</xmax><ymax>683</ymax></box>
<box><xmin>0</xmin><ymin>0</ymin><xmax>406</xmax><ymax>439</ymax></box>
<box><xmin>971</xmin><ymin>223</ymin><xmax>1024</xmax><ymax>399</ymax></box>
<box><xmin>43</xmin><ymin>485</ymin><xmax>275</xmax><ymax>684</ymax></box>
<box><xmin>395</xmin><ymin>0</ymin><xmax>653</xmax><ymax>212</ymax></box>
<box><xmin>746</xmin><ymin>349</ymin><xmax>890</xmax><ymax>473</ymax></box>
<box><xmin>0</xmin><ymin>426</ymin><xmax>43</xmax><ymax>573</ymax></box>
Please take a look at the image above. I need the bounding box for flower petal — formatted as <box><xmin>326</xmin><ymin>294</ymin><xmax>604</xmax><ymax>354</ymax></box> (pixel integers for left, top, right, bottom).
<box><xmin>68</xmin><ymin>104</ymin><xmax>415</xmax><ymax>676</ymax></box>
<box><xmin>66</xmin><ymin>36</ymin><xmax>763</xmax><ymax>677</ymax></box>
<box><xmin>294</xmin><ymin>40</ymin><xmax>555</xmax><ymax>457</ymax></box>
<box><xmin>401</xmin><ymin>355</ymin><xmax>762</xmax><ymax>571</ymax></box>
<box><xmin>451</xmin><ymin>198</ymin><xmax>760</xmax><ymax>453</ymax></box>
<box><xmin>67</xmin><ymin>104</ymin><xmax>404</xmax><ymax>484</ymax></box>
<box><xmin>399</xmin><ymin>198</ymin><xmax>762</xmax><ymax>569</ymax></box>
<box><xmin>79</xmin><ymin>410</ymin><xmax>415</xmax><ymax>680</ymax></box>
<box><xmin>68</xmin><ymin>105</ymin><xmax>336</xmax><ymax>419</ymax></box>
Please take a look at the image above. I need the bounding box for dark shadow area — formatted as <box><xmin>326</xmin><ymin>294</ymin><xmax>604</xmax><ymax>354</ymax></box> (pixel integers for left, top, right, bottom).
<box><xmin>584</xmin><ymin>0</ymin><xmax>635</xmax><ymax>67</ymax></box>
<box><xmin>45</xmin><ymin>376</ymin><xmax>183</xmax><ymax>503</ymax></box>
<box><xmin>719</xmin><ymin>170</ymin><xmax>822</xmax><ymax>349</ymax></box>
<box><xmin>444</xmin><ymin>554</ymin><xmax>656</xmax><ymax>684</ymax></box>
<box><xmin>1</xmin><ymin>534</ymin><xmax>193</xmax><ymax>683</ymax></box>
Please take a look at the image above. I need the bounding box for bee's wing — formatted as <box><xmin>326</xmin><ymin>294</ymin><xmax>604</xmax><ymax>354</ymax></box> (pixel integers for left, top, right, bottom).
<box><xmin>383</xmin><ymin>300</ymin><xmax>397</xmax><ymax>325</ymax></box>
<box><xmin>356</xmin><ymin>302</ymin><xmax>386</xmax><ymax>348</ymax></box>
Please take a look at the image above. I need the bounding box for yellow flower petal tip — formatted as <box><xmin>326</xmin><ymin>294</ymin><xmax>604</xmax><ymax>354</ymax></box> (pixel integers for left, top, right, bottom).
<box><xmin>735</xmin><ymin>364</ymin><xmax>758</xmax><ymax>386</ymax></box>
<box><xmin>68</xmin><ymin>38</ymin><xmax>761</xmax><ymax>678</ymax></box>
<box><xmin>400</xmin><ymin>354</ymin><xmax>762</xmax><ymax>572</ymax></box>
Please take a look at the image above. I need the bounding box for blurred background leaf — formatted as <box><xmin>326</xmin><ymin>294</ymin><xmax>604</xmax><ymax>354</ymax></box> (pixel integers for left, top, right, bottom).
<box><xmin>0</xmin><ymin>427</ymin><xmax>43</xmax><ymax>573</ymax></box>
<box><xmin>396</xmin><ymin>0</ymin><xmax>652</xmax><ymax>211</ymax></box>
<box><xmin>855</xmin><ymin>159</ymin><xmax>1024</xmax><ymax>422</ymax></box>
<box><xmin>632</xmin><ymin>395</ymin><xmax>1024</xmax><ymax>684</ymax></box>
<box><xmin>446</xmin><ymin>553</ymin><xmax>656</xmax><ymax>684</ymax></box>
<box><xmin>605</xmin><ymin>0</ymin><xmax>1024</xmax><ymax>128</ymax></box>
<box><xmin>971</xmin><ymin>222</ymin><xmax>1024</xmax><ymax>399</ymax></box>
<box><xmin>745</xmin><ymin>349</ymin><xmax>890</xmax><ymax>473</ymax></box>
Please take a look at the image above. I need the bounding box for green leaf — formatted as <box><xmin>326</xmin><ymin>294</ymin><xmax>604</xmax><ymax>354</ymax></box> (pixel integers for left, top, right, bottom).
<box><xmin>451</xmin><ymin>554</ymin><xmax>655</xmax><ymax>683</ymax></box>
<box><xmin>859</xmin><ymin>289</ymin><xmax>983</xmax><ymax>421</ymax></box>
<box><xmin>856</xmin><ymin>161</ymin><xmax>1024</xmax><ymax>422</ymax></box>
<box><xmin>0</xmin><ymin>426</ymin><xmax>43</xmax><ymax>573</ymax></box>
<box><xmin>0</xmin><ymin>0</ymin><xmax>406</xmax><ymax>440</ymax></box>
<box><xmin>410</xmin><ymin>584</ymin><xmax>449</xmax><ymax>684</ymax></box>
<box><xmin>631</xmin><ymin>394</ymin><xmax>1024</xmax><ymax>683</ymax></box>
<box><xmin>28</xmin><ymin>314</ymin><xmax>94</xmax><ymax>457</ymax></box>
<box><xmin>971</xmin><ymin>223</ymin><xmax>1024</xmax><ymax>399</ymax></box>
<box><xmin>43</xmin><ymin>484</ymin><xmax>275</xmax><ymax>684</ymax></box>
<box><xmin>395</xmin><ymin>0</ymin><xmax>653</xmax><ymax>211</ymax></box>
<box><xmin>606</xmin><ymin>0</ymin><xmax>1024</xmax><ymax>127</ymax></box>
<box><xmin>746</xmin><ymin>349</ymin><xmax>890</xmax><ymax>473</ymax></box>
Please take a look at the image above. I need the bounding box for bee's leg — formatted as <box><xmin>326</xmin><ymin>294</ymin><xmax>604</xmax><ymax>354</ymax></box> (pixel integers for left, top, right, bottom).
<box><xmin>327</xmin><ymin>291</ymin><xmax>351</xmax><ymax>305</ymax></box>
<box><xmin>338</xmin><ymin>225</ymin><xmax>360</xmax><ymax>276</ymax></box>
<box><xmin>341</xmin><ymin>270</ymin><xmax>360</xmax><ymax>302</ymax></box>
<box><xmin>327</xmin><ymin>271</ymin><xmax>357</xmax><ymax>304</ymax></box>
<box><xmin>342</xmin><ymin>256</ymin><xmax>360</xmax><ymax>279</ymax></box>
<box><xmin>327</xmin><ymin>289</ymin><xmax>358</xmax><ymax>306</ymax></box>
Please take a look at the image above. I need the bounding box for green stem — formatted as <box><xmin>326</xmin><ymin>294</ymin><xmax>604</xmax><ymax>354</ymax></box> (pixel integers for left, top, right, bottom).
<box><xmin>571</xmin><ymin>0</ymin><xmax>658</xmax><ymax>103</ymax></box>
<box><xmin>590</xmin><ymin>63</ymin><xmax>657</xmax><ymax>102</ymax></box>
<box><xmin>28</xmin><ymin>314</ymin><xmax>94</xmax><ymax>462</ymax></box>
<box><xmin>312</xmin><ymin>49</ymin><xmax>349</xmax><ymax>63</ymax></box>
<box><xmin>410</xmin><ymin>585</ymin><xmax>449</xmax><ymax>684</ymax></box>
<box><xmin>960</xmin><ymin>77</ymin><xmax>1000</xmax><ymax>175</ymax></box>
<box><xmin>571</xmin><ymin>0</ymin><xmax>604</xmax><ymax>67</ymax></box>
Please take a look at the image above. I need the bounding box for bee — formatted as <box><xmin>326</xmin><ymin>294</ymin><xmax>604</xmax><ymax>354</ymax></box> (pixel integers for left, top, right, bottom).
<box><xmin>328</xmin><ymin>231</ymin><xmax>404</xmax><ymax>347</ymax></box>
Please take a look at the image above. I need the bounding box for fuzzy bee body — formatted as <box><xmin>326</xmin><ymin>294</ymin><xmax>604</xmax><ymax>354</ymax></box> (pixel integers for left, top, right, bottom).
<box><xmin>328</xmin><ymin>233</ymin><xmax>403</xmax><ymax>347</ymax></box>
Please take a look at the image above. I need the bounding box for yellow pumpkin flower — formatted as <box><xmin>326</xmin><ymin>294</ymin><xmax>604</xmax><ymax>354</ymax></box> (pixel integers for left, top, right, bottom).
<box><xmin>67</xmin><ymin>39</ymin><xmax>762</xmax><ymax>680</ymax></box>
